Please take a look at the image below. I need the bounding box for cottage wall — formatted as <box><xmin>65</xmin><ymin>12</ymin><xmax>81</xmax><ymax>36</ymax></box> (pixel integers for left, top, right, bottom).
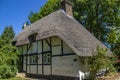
<box><xmin>18</xmin><ymin>36</ymin><xmax>87</xmax><ymax>78</ymax></box>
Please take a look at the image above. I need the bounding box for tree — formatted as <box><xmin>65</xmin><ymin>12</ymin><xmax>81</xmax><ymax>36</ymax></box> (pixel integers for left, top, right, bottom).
<box><xmin>71</xmin><ymin>0</ymin><xmax>120</xmax><ymax>42</ymax></box>
<box><xmin>1</xmin><ymin>26</ymin><xmax>15</xmax><ymax>44</ymax></box>
<box><xmin>28</xmin><ymin>0</ymin><xmax>61</xmax><ymax>23</ymax></box>
<box><xmin>107</xmin><ymin>28</ymin><xmax>120</xmax><ymax>71</ymax></box>
<box><xmin>0</xmin><ymin>44</ymin><xmax>19</xmax><ymax>65</ymax></box>
<box><xmin>0</xmin><ymin>26</ymin><xmax>19</xmax><ymax>78</ymax></box>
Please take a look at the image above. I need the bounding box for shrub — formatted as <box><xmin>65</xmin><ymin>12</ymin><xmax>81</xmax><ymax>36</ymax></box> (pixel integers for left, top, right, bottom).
<box><xmin>0</xmin><ymin>64</ymin><xmax>17</xmax><ymax>78</ymax></box>
<box><xmin>87</xmin><ymin>46</ymin><xmax>116</xmax><ymax>80</ymax></box>
<box><xmin>0</xmin><ymin>64</ymin><xmax>17</xmax><ymax>79</ymax></box>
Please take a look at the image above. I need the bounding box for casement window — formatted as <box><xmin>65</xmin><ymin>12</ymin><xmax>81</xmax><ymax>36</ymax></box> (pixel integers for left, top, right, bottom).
<box><xmin>28</xmin><ymin>33</ymin><xmax>38</xmax><ymax>42</ymax></box>
<box><xmin>43</xmin><ymin>53</ymin><xmax>50</xmax><ymax>64</ymax></box>
<box><xmin>30</xmin><ymin>55</ymin><xmax>37</xmax><ymax>64</ymax></box>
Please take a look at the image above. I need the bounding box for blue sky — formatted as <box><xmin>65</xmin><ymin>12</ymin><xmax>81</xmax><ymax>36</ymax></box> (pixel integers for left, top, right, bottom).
<box><xmin>0</xmin><ymin>0</ymin><xmax>47</xmax><ymax>35</ymax></box>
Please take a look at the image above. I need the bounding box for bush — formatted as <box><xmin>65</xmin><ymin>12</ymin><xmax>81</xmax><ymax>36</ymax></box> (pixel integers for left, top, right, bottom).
<box><xmin>0</xmin><ymin>64</ymin><xmax>17</xmax><ymax>79</ymax></box>
<box><xmin>87</xmin><ymin>46</ymin><xmax>116</xmax><ymax>80</ymax></box>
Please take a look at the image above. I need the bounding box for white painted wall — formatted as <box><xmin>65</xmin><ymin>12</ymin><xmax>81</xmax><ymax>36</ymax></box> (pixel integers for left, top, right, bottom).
<box><xmin>52</xmin><ymin>37</ymin><xmax>61</xmax><ymax>46</ymax></box>
<box><xmin>23</xmin><ymin>56</ymin><xmax>26</xmax><ymax>71</ymax></box>
<box><xmin>32</xmin><ymin>42</ymin><xmax>37</xmax><ymax>53</ymax></box>
<box><xmin>23</xmin><ymin>45</ymin><xmax>27</xmax><ymax>54</ymax></box>
<box><xmin>23</xmin><ymin>64</ymin><xmax>26</xmax><ymax>71</ymax></box>
<box><xmin>38</xmin><ymin>54</ymin><xmax>42</xmax><ymax>64</ymax></box>
<box><xmin>38</xmin><ymin>65</ymin><xmax>42</xmax><ymax>75</ymax></box>
<box><xmin>29</xmin><ymin>65</ymin><xmax>37</xmax><ymax>74</ymax></box>
<box><xmin>52</xmin><ymin>55</ymin><xmax>81</xmax><ymax>77</ymax></box>
<box><xmin>38</xmin><ymin>41</ymin><xmax>42</xmax><ymax>53</ymax></box>
<box><xmin>28</xmin><ymin>44</ymin><xmax>32</xmax><ymax>54</ymax></box>
<box><xmin>44</xmin><ymin>65</ymin><xmax>51</xmax><ymax>75</ymax></box>
<box><xmin>27</xmin><ymin>66</ymin><xmax>29</xmax><ymax>73</ymax></box>
<box><xmin>63</xmin><ymin>42</ymin><xmax>73</xmax><ymax>54</ymax></box>
<box><xmin>43</xmin><ymin>40</ymin><xmax>50</xmax><ymax>52</ymax></box>
<box><xmin>52</xmin><ymin>46</ymin><xmax>61</xmax><ymax>55</ymax></box>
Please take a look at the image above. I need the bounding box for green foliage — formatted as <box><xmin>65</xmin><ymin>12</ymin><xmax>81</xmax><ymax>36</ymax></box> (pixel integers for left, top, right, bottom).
<box><xmin>0</xmin><ymin>26</ymin><xmax>19</xmax><ymax>79</ymax></box>
<box><xmin>71</xmin><ymin>0</ymin><xmax>120</xmax><ymax>41</ymax></box>
<box><xmin>28</xmin><ymin>0</ymin><xmax>61</xmax><ymax>23</ymax></box>
<box><xmin>107</xmin><ymin>28</ymin><xmax>120</xmax><ymax>71</ymax></box>
<box><xmin>0</xmin><ymin>44</ymin><xmax>19</xmax><ymax>65</ymax></box>
<box><xmin>87</xmin><ymin>46</ymin><xmax>116</xmax><ymax>80</ymax></box>
<box><xmin>107</xmin><ymin>28</ymin><xmax>118</xmax><ymax>44</ymax></box>
<box><xmin>1</xmin><ymin>26</ymin><xmax>15</xmax><ymax>44</ymax></box>
<box><xmin>0</xmin><ymin>64</ymin><xmax>17</xmax><ymax>79</ymax></box>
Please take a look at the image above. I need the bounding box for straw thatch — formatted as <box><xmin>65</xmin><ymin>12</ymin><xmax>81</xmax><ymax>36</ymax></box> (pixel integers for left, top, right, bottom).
<box><xmin>13</xmin><ymin>10</ymin><xmax>112</xmax><ymax>56</ymax></box>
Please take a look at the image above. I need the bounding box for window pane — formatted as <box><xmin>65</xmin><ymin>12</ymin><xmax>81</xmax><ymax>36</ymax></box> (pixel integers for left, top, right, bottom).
<box><xmin>30</xmin><ymin>55</ymin><xmax>37</xmax><ymax>64</ymax></box>
<box><xmin>43</xmin><ymin>53</ymin><xmax>51</xmax><ymax>64</ymax></box>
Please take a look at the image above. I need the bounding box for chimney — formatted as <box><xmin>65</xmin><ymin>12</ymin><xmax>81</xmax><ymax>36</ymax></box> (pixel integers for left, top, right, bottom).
<box><xmin>61</xmin><ymin>0</ymin><xmax>73</xmax><ymax>17</ymax></box>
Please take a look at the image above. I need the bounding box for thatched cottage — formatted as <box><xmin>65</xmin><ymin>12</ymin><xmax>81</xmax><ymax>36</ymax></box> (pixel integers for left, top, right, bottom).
<box><xmin>12</xmin><ymin>0</ymin><xmax>112</xmax><ymax>80</ymax></box>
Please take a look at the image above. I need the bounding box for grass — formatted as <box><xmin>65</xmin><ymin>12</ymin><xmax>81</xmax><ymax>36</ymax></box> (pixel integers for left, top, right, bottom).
<box><xmin>0</xmin><ymin>77</ymin><xmax>29</xmax><ymax>80</ymax></box>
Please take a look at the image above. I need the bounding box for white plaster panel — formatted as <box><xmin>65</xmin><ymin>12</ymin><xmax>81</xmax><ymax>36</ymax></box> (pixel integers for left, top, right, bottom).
<box><xmin>27</xmin><ymin>66</ymin><xmax>29</xmax><ymax>73</ymax></box>
<box><xmin>23</xmin><ymin>56</ymin><xmax>26</xmax><ymax>63</ymax></box>
<box><xmin>23</xmin><ymin>45</ymin><xmax>27</xmax><ymax>54</ymax></box>
<box><xmin>52</xmin><ymin>37</ymin><xmax>61</xmax><ymax>46</ymax></box>
<box><xmin>38</xmin><ymin>65</ymin><xmax>42</xmax><ymax>75</ymax></box>
<box><xmin>52</xmin><ymin>46</ymin><xmax>61</xmax><ymax>55</ymax></box>
<box><xmin>38</xmin><ymin>41</ymin><xmax>42</xmax><ymax>53</ymax></box>
<box><xmin>44</xmin><ymin>65</ymin><xmax>51</xmax><ymax>75</ymax></box>
<box><xmin>38</xmin><ymin>54</ymin><xmax>42</xmax><ymax>64</ymax></box>
<box><xmin>52</xmin><ymin>55</ymin><xmax>80</xmax><ymax>77</ymax></box>
<box><xmin>30</xmin><ymin>65</ymin><xmax>37</xmax><ymax>74</ymax></box>
<box><xmin>27</xmin><ymin>56</ymin><xmax>30</xmax><ymax>64</ymax></box>
<box><xmin>43</xmin><ymin>40</ymin><xmax>50</xmax><ymax>52</ymax></box>
<box><xmin>23</xmin><ymin>63</ymin><xmax>26</xmax><ymax>71</ymax></box>
<box><xmin>32</xmin><ymin>42</ymin><xmax>37</xmax><ymax>53</ymax></box>
<box><xmin>63</xmin><ymin>42</ymin><xmax>73</xmax><ymax>54</ymax></box>
<box><xmin>28</xmin><ymin>44</ymin><xmax>32</xmax><ymax>54</ymax></box>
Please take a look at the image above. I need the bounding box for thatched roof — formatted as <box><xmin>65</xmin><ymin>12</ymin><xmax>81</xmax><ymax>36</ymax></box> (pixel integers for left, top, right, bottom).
<box><xmin>13</xmin><ymin>10</ymin><xmax>112</xmax><ymax>56</ymax></box>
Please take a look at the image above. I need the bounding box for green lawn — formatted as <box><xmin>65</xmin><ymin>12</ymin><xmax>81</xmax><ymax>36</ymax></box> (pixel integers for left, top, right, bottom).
<box><xmin>0</xmin><ymin>77</ymin><xmax>29</xmax><ymax>80</ymax></box>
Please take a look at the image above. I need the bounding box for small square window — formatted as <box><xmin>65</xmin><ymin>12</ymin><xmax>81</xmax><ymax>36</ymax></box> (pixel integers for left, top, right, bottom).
<box><xmin>30</xmin><ymin>55</ymin><xmax>37</xmax><ymax>64</ymax></box>
<box><xmin>43</xmin><ymin>53</ymin><xmax>51</xmax><ymax>64</ymax></box>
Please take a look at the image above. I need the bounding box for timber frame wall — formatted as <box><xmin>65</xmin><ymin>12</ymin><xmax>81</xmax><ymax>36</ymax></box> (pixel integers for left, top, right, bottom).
<box><xmin>18</xmin><ymin>37</ymin><xmax>75</xmax><ymax>76</ymax></box>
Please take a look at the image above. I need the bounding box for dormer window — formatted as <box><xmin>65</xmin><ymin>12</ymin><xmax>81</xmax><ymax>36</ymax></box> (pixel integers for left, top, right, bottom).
<box><xmin>28</xmin><ymin>33</ymin><xmax>38</xmax><ymax>42</ymax></box>
<box><xmin>12</xmin><ymin>41</ymin><xmax>17</xmax><ymax>46</ymax></box>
